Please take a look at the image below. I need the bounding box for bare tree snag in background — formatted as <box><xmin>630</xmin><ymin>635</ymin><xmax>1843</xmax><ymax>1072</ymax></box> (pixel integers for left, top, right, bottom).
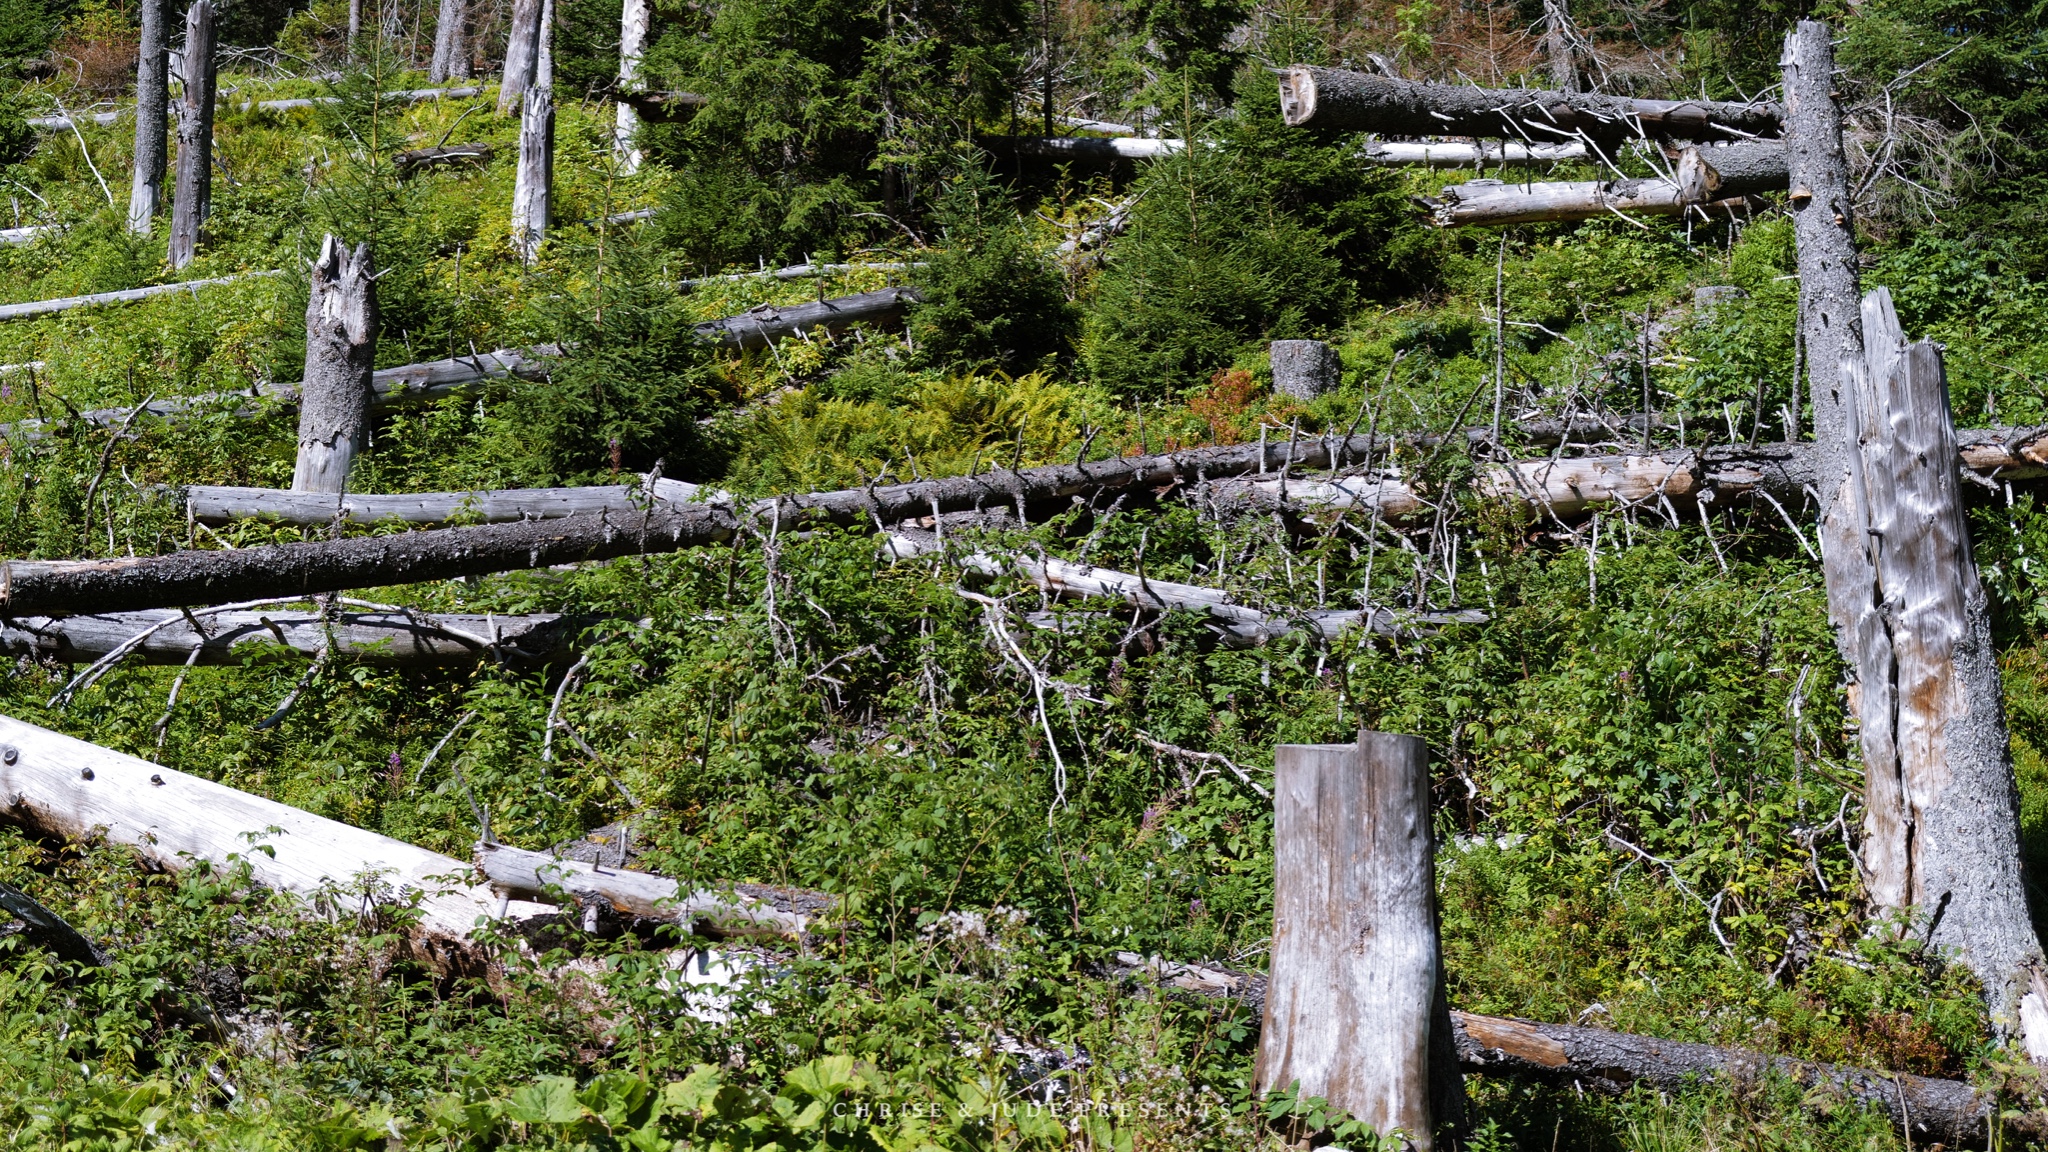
<box><xmin>510</xmin><ymin>0</ymin><xmax>554</xmax><ymax>262</ymax></box>
<box><xmin>498</xmin><ymin>0</ymin><xmax>544</xmax><ymax>114</ymax></box>
<box><xmin>1276</xmin><ymin>66</ymin><xmax>1782</xmax><ymax>149</ymax></box>
<box><xmin>428</xmin><ymin>0</ymin><xmax>470</xmax><ymax>81</ymax></box>
<box><xmin>1842</xmin><ymin>288</ymin><xmax>2048</xmax><ymax>1052</ymax></box>
<box><xmin>167</xmin><ymin>0</ymin><xmax>216</xmax><ymax>271</ymax></box>
<box><xmin>127</xmin><ymin>0</ymin><xmax>167</xmax><ymax>235</ymax></box>
<box><xmin>292</xmin><ymin>237</ymin><xmax>378</xmax><ymax>494</ymax></box>
<box><xmin>1542</xmin><ymin>0</ymin><xmax>1579</xmax><ymax>93</ymax></box>
<box><xmin>1256</xmin><ymin>734</ymin><xmax>1462</xmax><ymax>1147</ymax></box>
<box><xmin>614</xmin><ymin>0</ymin><xmax>648</xmax><ymax>172</ymax></box>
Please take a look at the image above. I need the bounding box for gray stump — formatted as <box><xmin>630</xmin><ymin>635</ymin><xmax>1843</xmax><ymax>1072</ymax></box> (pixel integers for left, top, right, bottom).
<box><xmin>293</xmin><ymin>236</ymin><xmax>378</xmax><ymax>494</ymax></box>
<box><xmin>1271</xmin><ymin>340</ymin><xmax>1341</xmax><ymax>402</ymax></box>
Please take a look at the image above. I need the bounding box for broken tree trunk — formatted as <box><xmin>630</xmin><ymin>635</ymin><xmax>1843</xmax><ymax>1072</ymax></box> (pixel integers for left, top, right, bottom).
<box><xmin>0</xmin><ymin>713</ymin><xmax>557</xmax><ymax>974</ymax></box>
<box><xmin>428</xmin><ymin>0</ymin><xmax>469</xmax><ymax>81</ymax></box>
<box><xmin>186</xmin><ymin>476</ymin><xmax>700</xmax><ymax>525</ymax></box>
<box><xmin>498</xmin><ymin>0</ymin><xmax>544</xmax><ymax>114</ymax></box>
<box><xmin>1271</xmin><ymin>339</ymin><xmax>1342</xmax><ymax>401</ymax></box>
<box><xmin>293</xmin><ymin>236</ymin><xmax>378</xmax><ymax>494</ymax></box>
<box><xmin>1</xmin><ymin>608</ymin><xmax>576</xmax><ymax>665</ymax></box>
<box><xmin>510</xmin><ymin>68</ymin><xmax>553</xmax><ymax>261</ymax></box>
<box><xmin>167</xmin><ymin>0</ymin><xmax>216</xmax><ymax>271</ymax></box>
<box><xmin>127</xmin><ymin>0</ymin><xmax>168</xmax><ymax>235</ymax></box>
<box><xmin>1426</xmin><ymin>143</ymin><xmax>1784</xmax><ymax>227</ymax></box>
<box><xmin>694</xmin><ymin>286</ymin><xmax>924</xmax><ymax>349</ymax></box>
<box><xmin>1843</xmin><ymin>289</ymin><xmax>2048</xmax><ymax>1052</ymax></box>
<box><xmin>1256</xmin><ymin>734</ymin><xmax>1462</xmax><ymax>1148</ymax></box>
<box><xmin>0</xmin><ymin>270</ymin><xmax>282</xmax><ymax>323</ymax></box>
<box><xmin>476</xmin><ymin>842</ymin><xmax>833</xmax><ymax>938</ymax></box>
<box><xmin>614</xmin><ymin>0</ymin><xmax>647</xmax><ymax>172</ymax></box>
<box><xmin>1361</xmin><ymin>140</ymin><xmax>1587</xmax><ymax>166</ymax></box>
<box><xmin>1277</xmin><ymin>66</ymin><xmax>1782</xmax><ymax>150</ymax></box>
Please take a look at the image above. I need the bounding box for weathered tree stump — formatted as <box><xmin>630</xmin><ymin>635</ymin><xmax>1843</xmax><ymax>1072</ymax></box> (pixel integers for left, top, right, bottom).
<box><xmin>1270</xmin><ymin>340</ymin><xmax>1341</xmax><ymax>401</ymax></box>
<box><xmin>1256</xmin><ymin>733</ymin><xmax>1461</xmax><ymax>1148</ymax></box>
<box><xmin>127</xmin><ymin>0</ymin><xmax>168</xmax><ymax>235</ymax></box>
<box><xmin>293</xmin><ymin>236</ymin><xmax>378</xmax><ymax>494</ymax></box>
<box><xmin>167</xmin><ymin>0</ymin><xmax>216</xmax><ymax>270</ymax></box>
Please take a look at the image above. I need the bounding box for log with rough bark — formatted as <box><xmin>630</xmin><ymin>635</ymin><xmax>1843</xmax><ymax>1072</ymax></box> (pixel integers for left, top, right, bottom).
<box><xmin>293</xmin><ymin>236</ymin><xmax>378</xmax><ymax>493</ymax></box>
<box><xmin>510</xmin><ymin>44</ymin><xmax>553</xmax><ymax>261</ymax></box>
<box><xmin>1256</xmin><ymin>735</ymin><xmax>1462</xmax><ymax>1148</ymax></box>
<box><xmin>185</xmin><ymin>476</ymin><xmax>701</xmax><ymax>525</ymax></box>
<box><xmin>678</xmin><ymin>261</ymin><xmax>922</xmax><ymax>291</ymax></box>
<box><xmin>1</xmin><ymin>608</ymin><xmax>576</xmax><ymax>665</ymax></box>
<box><xmin>1271</xmin><ymin>339</ymin><xmax>1341</xmax><ymax>401</ymax></box>
<box><xmin>0</xmin><ymin>713</ymin><xmax>558</xmax><ymax>974</ymax></box>
<box><xmin>614</xmin><ymin>0</ymin><xmax>648</xmax><ymax>171</ymax></box>
<box><xmin>1276</xmin><ymin>66</ymin><xmax>1782</xmax><ymax>149</ymax></box>
<box><xmin>427</xmin><ymin>0</ymin><xmax>469</xmax><ymax>81</ymax></box>
<box><xmin>694</xmin><ymin>286</ymin><xmax>925</xmax><ymax>349</ymax></box>
<box><xmin>617</xmin><ymin>91</ymin><xmax>707</xmax><ymax>122</ymax></box>
<box><xmin>498</xmin><ymin>0</ymin><xmax>545</xmax><ymax>115</ymax></box>
<box><xmin>394</xmin><ymin>143</ymin><xmax>493</xmax><ymax>177</ymax></box>
<box><xmin>1843</xmin><ymin>290</ymin><xmax>2048</xmax><ymax>1054</ymax></box>
<box><xmin>167</xmin><ymin>0</ymin><xmax>216</xmax><ymax>271</ymax></box>
<box><xmin>476</xmin><ymin>842</ymin><xmax>833</xmax><ymax>938</ymax></box>
<box><xmin>1425</xmin><ymin>143</ymin><xmax>1784</xmax><ymax>227</ymax></box>
<box><xmin>128</xmin><ymin>0</ymin><xmax>168</xmax><ymax>235</ymax></box>
<box><xmin>0</xmin><ymin>270</ymin><xmax>283</xmax><ymax>323</ymax></box>
<box><xmin>1362</xmin><ymin>140</ymin><xmax>1587</xmax><ymax>166</ymax></box>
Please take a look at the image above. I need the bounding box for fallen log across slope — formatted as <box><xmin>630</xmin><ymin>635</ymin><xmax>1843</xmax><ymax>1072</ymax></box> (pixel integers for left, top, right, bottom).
<box><xmin>476</xmin><ymin>842</ymin><xmax>831</xmax><ymax>939</ymax></box>
<box><xmin>1425</xmin><ymin>143</ymin><xmax>1786</xmax><ymax>227</ymax></box>
<box><xmin>184</xmin><ymin>475</ymin><xmax>702</xmax><ymax>525</ymax></box>
<box><xmin>1277</xmin><ymin>66</ymin><xmax>1782</xmax><ymax>149</ymax></box>
<box><xmin>0</xmin><ymin>269</ymin><xmax>284</xmax><ymax>322</ymax></box>
<box><xmin>1363</xmin><ymin>140</ymin><xmax>1587</xmax><ymax>166</ymax></box>
<box><xmin>0</xmin><ymin>608</ymin><xmax>577</xmax><ymax>665</ymax></box>
<box><xmin>693</xmin><ymin>286</ymin><xmax>925</xmax><ymax>349</ymax></box>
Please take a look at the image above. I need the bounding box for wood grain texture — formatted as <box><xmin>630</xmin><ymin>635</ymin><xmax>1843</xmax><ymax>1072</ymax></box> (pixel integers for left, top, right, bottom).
<box><xmin>1255</xmin><ymin>735</ymin><xmax>1458</xmax><ymax>1148</ymax></box>
<box><xmin>511</xmin><ymin>82</ymin><xmax>554</xmax><ymax>262</ymax></box>
<box><xmin>614</xmin><ymin>0</ymin><xmax>648</xmax><ymax>171</ymax></box>
<box><xmin>166</xmin><ymin>0</ymin><xmax>215</xmax><ymax>270</ymax></box>
<box><xmin>498</xmin><ymin>0</ymin><xmax>544</xmax><ymax>114</ymax></box>
<box><xmin>293</xmin><ymin>236</ymin><xmax>378</xmax><ymax>494</ymax></box>
<box><xmin>127</xmin><ymin>0</ymin><xmax>168</xmax><ymax>234</ymax></box>
<box><xmin>0</xmin><ymin>609</ymin><xmax>575</xmax><ymax>665</ymax></box>
<box><xmin>0</xmin><ymin>714</ymin><xmax>556</xmax><ymax>973</ymax></box>
<box><xmin>1276</xmin><ymin>65</ymin><xmax>1781</xmax><ymax>148</ymax></box>
<box><xmin>1361</xmin><ymin>140</ymin><xmax>1586</xmax><ymax>166</ymax></box>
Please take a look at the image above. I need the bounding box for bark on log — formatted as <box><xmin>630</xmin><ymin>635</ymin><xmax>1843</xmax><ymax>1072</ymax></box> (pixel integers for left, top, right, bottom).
<box><xmin>498</xmin><ymin>0</ymin><xmax>544</xmax><ymax>115</ymax></box>
<box><xmin>0</xmin><ymin>270</ymin><xmax>283</xmax><ymax>323</ymax></box>
<box><xmin>475</xmin><ymin>842</ymin><xmax>834</xmax><ymax>939</ymax></box>
<box><xmin>614</xmin><ymin>0</ymin><xmax>647</xmax><ymax>172</ymax></box>
<box><xmin>166</xmin><ymin>0</ymin><xmax>216</xmax><ymax>271</ymax></box>
<box><xmin>617</xmin><ymin>91</ymin><xmax>707</xmax><ymax>122</ymax></box>
<box><xmin>0</xmin><ymin>609</ymin><xmax>576</xmax><ymax>665</ymax></box>
<box><xmin>0</xmin><ymin>713</ymin><xmax>556</xmax><ymax>974</ymax></box>
<box><xmin>1426</xmin><ymin>143</ymin><xmax>1784</xmax><ymax>227</ymax></box>
<box><xmin>428</xmin><ymin>0</ymin><xmax>469</xmax><ymax>81</ymax></box>
<box><xmin>1843</xmin><ymin>289</ymin><xmax>2048</xmax><ymax>1051</ymax></box>
<box><xmin>694</xmin><ymin>286</ymin><xmax>925</xmax><ymax>349</ymax></box>
<box><xmin>127</xmin><ymin>0</ymin><xmax>168</xmax><ymax>235</ymax></box>
<box><xmin>394</xmin><ymin>143</ymin><xmax>492</xmax><ymax>177</ymax></box>
<box><xmin>1276</xmin><ymin>66</ymin><xmax>1783</xmax><ymax>149</ymax></box>
<box><xmin>678</xmin><ymin>262</ymin><xmax>922</xmax><ymax>291</ymax></box>
<box><xmin>1256</xmin><ymin>735</ymin><xmax>1462</xmax><ymax>1148</ymax></box>
<box><xmin>185</xmin><ymin>476</ymin><xmax>701</xmax><ymax>525</ymax></box>
<box><xmin>293</xmin><ymin>236</ymin><xmax>378</xmax><ymax>494</ymax></box>
<box><xmin>1271</xmin><ymin>340</ymin><xmax>1341</xmax><ymax>401</ymax></box>
<box><xmin>1361</xmin><ymin>140</ymin><xmax>1587</xmax><ymax>166</ymax></box>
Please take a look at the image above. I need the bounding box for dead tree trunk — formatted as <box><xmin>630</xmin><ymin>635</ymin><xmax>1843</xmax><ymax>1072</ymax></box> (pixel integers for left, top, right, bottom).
<box><xmin>476</xmin><ymin>843</ymin><xmax>828</xmax><ymax>938</ymax></box>
<box><xmin>127</xmin><ymin>0</ymin><xmax>168</xmax><ymax>235</ymax></box>
<box><xmin>498</xmin><ymin>0</ymin><xmax>544</xmax><ymax>114</ymax></box>
<box><xmin>1842</xmin><ymin>288</ymin><xmax>2048</xmax><ymax>1051</ymax></box>
<box><xmin>693</xmin><ymin>286</ymin><xmax>924</xmax><ymax>349</ymax></box>
<box><xmin>508</xmin><ymin>0</ymin><xmax>553</xmax><ymax>263</ymax></box>
<box><xmin>0</xmin><ymin>609</ymin><xmax>575</xmax><ymax>665</ymax></box>
<box><xmin>614</xmin><ymin>0</ymin><xmax>648</xmax><ymax>172</ymax></box>
<box><xmin>186</xmin><ymin>476</ymin><xmax>701</xmax><ymax>525</ymax></box>
<box><xmin>428</xmin><ymin>0</ymin><xmax>470</xmax><ymax>81</ymax></box>
<box><xmin>293</xmin><ymin>237</ymin><xmax>378</xmax><ymax>494</ymax></box>
<box><xmin>1541</xmin><ymin>0</ymin><xmax>1578</xmax><ymax>93</ymax></box>
<box><xmin>1256</xmin><ymin>734</ymin><xmax>1462</xmax><ymax>1147</ymax></box>
<box><xmin>1271</xmin><ymin>340</ymin><xmax>1342</xmax><ymax>401</ymax></box>
<box><xmin>1425</xmin><ymin>143</ymin><xmax>1784</xmax><ymax>227</ymax></box>
<box><xmin>1362</xmin><ymin>141</ymin><xmax>1586</xmax><ymax>166</ymax></box>
<box><xmin>167</xmin><ymin>0</ymin><xmax>216</xmax><ymax>271</ymax></box>
<box><xmin>1276</xmin><ymin>66</ymin><xmax>1781</xmax><ymax>149</ymax></box>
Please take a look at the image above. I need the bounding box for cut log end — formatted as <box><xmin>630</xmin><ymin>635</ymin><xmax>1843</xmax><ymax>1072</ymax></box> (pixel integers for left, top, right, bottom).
<box><xmin>1277</xmin><ymin>66</ymin><xmax>1316</xmax><ymax>127</ymax></box>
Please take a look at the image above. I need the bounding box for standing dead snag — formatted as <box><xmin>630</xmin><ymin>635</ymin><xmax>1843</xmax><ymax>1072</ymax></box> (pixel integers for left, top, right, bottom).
<box><xmin>167</xmin><ymin>0</ymin><xmax>216</xmax><ymax>270</ymax></box>
<box><xmin>428</xmin><ymin>0</ymin><xmax>469</xmax><ymax>81</ymax></box>
<box><xmin>1843</xmin><ymin>288</ymin><xmax>2048</xmax><ymax>1052</ymax></box>
<box><xmin>1257</xmin><ymin>733</ymin><xmax>1462</xmax><ymax>1147</ymax></box>
<box><xmin>499</xmin><ymin>0</ymin><xmax>545</xmax><ymax>115</ymax></box>
<box><xmin>127</xmin><ymin>0</ymin><xmax>168</xmax><ymax>235</ymax></box>
<box><xmin>510</xmin><ymin>0</ymin><xmax>554</xmax><ymax>262</ymax></box>
<box><xmin>615</xmin><ymin>0</ymin><xmax>648</xmax><ymax>172</ymax></box>
<box><xmin>293</xmin><ymin>237</ymin><xmax>378</xmax><ymax>494</ymax></box>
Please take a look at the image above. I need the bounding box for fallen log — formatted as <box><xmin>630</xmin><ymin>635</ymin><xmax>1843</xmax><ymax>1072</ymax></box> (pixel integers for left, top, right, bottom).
<box><xmin>0</xmin><ymin>225</ymin><xmax>57</xmax><ymax>246</ymax></box>
<box><xmin>0</xmin><ymin>270</ymin><xmax>284</xmax><ymax>323</ymax></box>
<box><xmin>0</xmin><ymin>712</ymin><xmax>557</xmax><ymax>974</ymax></box>
<box><xmin>184</xmin><ymin>476</ymin><xmax>701</xmax><ymax>525</ymax></box>
<box><xmin>393</xmin><ymin>142</ymin><xmax>493</xmax><ymax>177</ymax></box>
<box><xmin>693</xmin><ymin>286</ymin><xmax>925</xmax><ymax>349</ymax></box>
<box><xmin>475</xmin><ymin>842</ymin><xmax>832</xmax><ymax>939</ymax></box>
<box><xmin>981</xmin><ymin>136</ymin><xmax>1184</xmax><ymax>162</ymax></box>
<box><xmin>0</xmin><ymin>608</ymin><xmax>577</xmax><ymax>665</ymax></box>
<box><xmin>678</xmin><ymin>261</ymin><xmax>924</xmax><ymax>292</ymax></box>
<box><xmin>1277</xmin><ymin>66</ymin><xmax>1782</xmax><ymax>149</ymax></box>
<box><xmin>1426</xmin><ymin>143</ymin><xmax>1784</xmax><ymax>227</ymax></box>
<box><xmin>1363</xmin><ymin>140</ymin><xmax>1587</xmax><ymax>166</ymax></box>
<box><xmin>28</xmin><ymin>87</ymin><xmax>485</xmax><ymax>130</ymax></box>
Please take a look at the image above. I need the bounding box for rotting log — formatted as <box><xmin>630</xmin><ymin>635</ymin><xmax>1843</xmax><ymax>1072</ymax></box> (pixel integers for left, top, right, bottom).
<box><xmin>239</xmin><ymin>87</ymin><xmax>483</xmax><ymax>114</ymax></box>
<box><xmin>0</xmin><ymin>713</ymin><xmax>557</xmax><ymax>974</ymax></box>
<box><xmin>293</xmin><ymin>236</ymin><xmax>378</xmax><ymax>494</ymax></box>
<box><xmin>186</xmin><ymin>476</ymin><xmax>702</xmax><ymax>525</ymax></box>
<box><xmin>1276</xmin><ymin>66</ymin><xmax>1783</xmax><ymax>149</ymax></box>
<box><xmin>128</xmin><ymin>0</ymin><xmax>168</xmax><ymax>234</ymax></box>
<box><xmin>166</xmin><ymin>0</ymin><xmax>216</xmax><ymax>271</ymax></box>
<box><xmin>1426</xmin><ymin>142</ymin><xmax>1783</xmax><ymax>227</ymax></box>
<box><xmin>0</xmin><ymin>609</ymin><xmax>576</xmax><ymax>665</ymax></box>
<box><xmin>0</xmin><ymin>270</ymin><xmax>283</xmax><ymax>323</ymax></box>
<box><xmin>1256</xmin><ymin>735</ymin><xmax>1462</xmax><ymax>1148</ymax></box>
<box><xmin>694</xmin><ymin>286</ymin><xmax>925</xmax><ymax>349</ymax></box>
<box><xmin>394</xmin><ymin>143</ymin><xmax>493</xmax><ymax>177</ymax></box>
<box><xmin>678</xmin><ymin>261</ymin><xmax>923</xmax><ymax>292</ymax></box>
<box><xmin>475</xmin><ymin>842</ymin><xmax>834</xmax><ymax>939</ymax></box>
<box><xmin>1363</xmin><ymin>140</ymin><xmax>1587</xmax><ymax>166</ymax></box>
<box><xmin>1844</xmin><ymin>289</ymin><xmax>2048</xmax><ymax>1054</ymax></box>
